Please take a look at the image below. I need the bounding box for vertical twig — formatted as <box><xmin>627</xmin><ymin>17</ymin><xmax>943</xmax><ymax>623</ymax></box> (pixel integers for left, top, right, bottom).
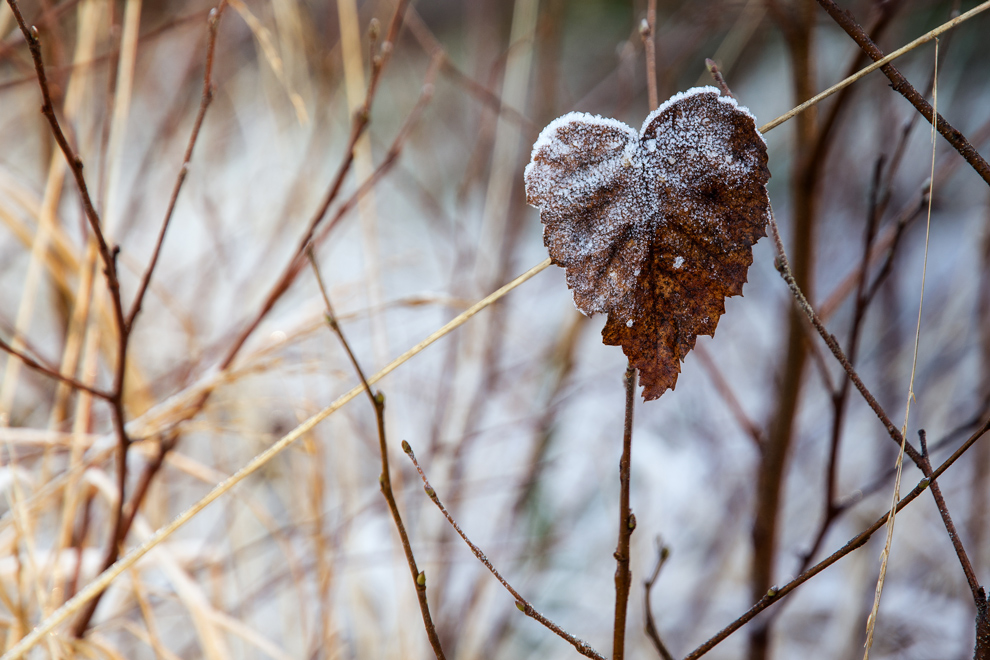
<box><xmin>3</xmin><ymin>0</ymin><xmax>141</xmax><ymax>638</ymax></box>
<box><xmin>644</xmin><ymin>539</ymin><xmax>674</xmax><ymax>660</ymax></box>
<box><xmin>613</xmin><ymin>365</ymin><xmax>637</xmax><ymax>660</ymax></box>
<box><xmin>640</xmin><ymin>0</ymin><xmax>658</xmax><ymax>111</ymax></box>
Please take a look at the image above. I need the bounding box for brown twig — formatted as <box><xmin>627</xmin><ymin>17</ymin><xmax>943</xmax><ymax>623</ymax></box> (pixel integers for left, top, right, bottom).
<box><xmin>0</xmin><ymin>335</ymin><xmax>110</xmax><ymax>401</ymax></box>
<box><xmin>767</xmin><ymin>212</ymin><xmax>924</xmax><ymax>468</ymax></box>
<box><xmin>66</xmin><ymin>3</ymin><xmax>229</xmax><ymax>637</ymax></box>
<box><xmin>402</xmin><ymin>442</ymin><xmax>606</xmax><ymax>660</ymax></box>
<box><xmin>119</xmin><ymin>433</ymin><xmax>179</xmax><ymax>546</ymax></box>
<box><xmin>704</xmin><ymin>58</ymin><xmax>733</xmax><ymax>99</ymax></box>
<box><xmin>640</xmin><ymin>0</ymin><xmax>658</xmax><ymax>111</ymax></box>
<box><xmin>815</xmin><ymin>0</ymin><xmax>990</xmax><ymax>186</ymax></box>
<box><xmin>796</xmin><ymin>156</ymin><xmax>886</xmax><ymax>576</ymax></box>
<box><xmin>684</xmin><ymin>417</ymin><xmax>990</xmax><ymax>659</ymax></box>
<box><xmin>643</xmin><ymin>538</ymin><xmax>674</xmax><ymax>660</ymax></box>
<box><xmin>5</xmin><ymin>0</ymin><xmax>121</xmax><ymax>312</ymax></box>
<box><xmin>5</xmin><ymin>0</ymin><xmax>143</xmax><ymax>637</ymax></box>
<box><xmin>917</xmin><ymin>431</ymin><xmax>982</xmax><ymax>604</ymax></box>
<box><xmin>613</xmin><ymin>365</ymin><xmax>637</xmax><ymax>660</ymax></box>
<box><xmin>126</xmin><ymin>4</ymin><xmax>225</xmax><ymax>331</ymax></box>
<box><xmin>218</xmin><ymin>0</ymin><xmax>411</xmax><ymax>371</ymax></box>
<box><xmin>308</xmin><ymin>252</ymin><xmax>446</xmax><ymax>660</ymax></box>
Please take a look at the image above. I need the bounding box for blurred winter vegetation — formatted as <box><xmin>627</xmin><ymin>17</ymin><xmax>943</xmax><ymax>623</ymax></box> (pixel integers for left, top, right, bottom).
<box><xmin>0</xmin><ymin>0</ymin><xmax>989</xmax><ymax>658</ymax></box>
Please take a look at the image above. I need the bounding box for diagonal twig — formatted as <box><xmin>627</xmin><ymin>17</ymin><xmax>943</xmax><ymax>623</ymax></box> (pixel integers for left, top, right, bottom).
<box><xmin>815</xmin><ymin>0</ymin><xmax>990</xmax><ymax>186</ymax></box>
<box><xmin>917</xmin><ymin>431</ymin><xmax>983</xmax><ymax>604</ymax></box>
<box><xmin>403</xmin><ymin>442</ymin><xmax>606</xmax><ymax>660</ymax></box>
<box><xmin>767</xmin><ymin>212</ymin><xmax>924</xmax><ymax>468</ymax></box>
<box><xmin>126</xmin><ymin>3</ymin><xmax>226</xmax><ymax>331</ymax></box>
<box><xmin>0</xmin><ymin>336</ymin><xmax>110</xmax><ymax>401</ymax></box>
<box><xmin>683</xmin><ymin>416</ymin><xmax>990</xmax><ymax>659</ymax></box>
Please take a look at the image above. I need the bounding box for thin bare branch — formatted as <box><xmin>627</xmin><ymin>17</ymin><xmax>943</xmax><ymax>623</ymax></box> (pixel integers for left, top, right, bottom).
<box><xmin>0</xmin><ymin>336</ymin><xmax>111</xmax><ymax>401</ymax></box>
<box><xmin>640</xmin><ymin>0</ymin><xmax>658</xmax><ymax>111</ymax></box>
<box><xmin>643</xmin><ymin>539</ymin><xmax>674</xmax><ymax>660</ymax></box>
<box><xmin>684</xmin><ymin>417</ymin><xmax>990</xmax><ymax>659</ymax></box>
<box><xmin>815</xmin><ymin>0</ymin><xmax>990</xmax><ymax>186</ymax></box>
<box><xmin>403</xmin><ymin>442</ymin><xmax>606</xmax><ymax>660</ymax></box>
<box><xmin>767</xmin><ymin>212</ymin><xmax>924</xmax><ymax>468</ymax></box>
<box><xmin>308</xmin><ymin>252</ymin><xmax>445</xmax><ymax>660</ymax></box>
<box><xmin>126</xmin><ymin>3</ymin><xmax>226</xmax><ymax>331</ymax></box>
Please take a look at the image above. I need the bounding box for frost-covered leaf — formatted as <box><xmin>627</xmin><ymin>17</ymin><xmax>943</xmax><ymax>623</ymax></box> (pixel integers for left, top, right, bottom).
<box><xmin>524</xmin><ymin>87</ymin><xmax>770</xmax><ymax>400</ymax></box>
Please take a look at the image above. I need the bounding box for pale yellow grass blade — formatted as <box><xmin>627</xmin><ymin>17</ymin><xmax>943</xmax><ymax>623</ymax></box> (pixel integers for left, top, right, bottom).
<box><xmin>862</xmin><ymin>38</ymin><xmax>940</xmax><ymax>659</ymax></box>
<box><xmin>228</xmin><ymin>0</ymin><xmax>309</xmax><ymax>125</ymax></box>
<box><xmin>760</xmin><ymin>0</ymin><xmax>989</xmax><ymax>133</ymax></box>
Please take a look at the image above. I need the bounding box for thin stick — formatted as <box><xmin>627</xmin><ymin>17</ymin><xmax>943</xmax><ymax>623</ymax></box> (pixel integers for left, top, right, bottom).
<box><xmin>683</xmin><ymin>417</ymin><xmax>990</xmax><ymax>659</ymax></box>
<box><xmin>5</xmin><ymin>0</ymin><xmax>144</xmax><ymax>638</ymax></box>
<box><xmin>766</xmin><ymin>213</ymin><xmax>923</xmax><ymax>467</ymax></box>
<box><xmin>308</xmin><ymin>252</ymin><xmax>445</xmax><ymax>660</ymax></box>
<box><xmin>612</xmin><ymin>365</ymin><xmax>637</xmax><ymax>660</ymax></box>
<box><xmin>815</xmin><ymin>0</ymin><xmax>990</xmax><ymax>186</ymax></box>
<box><xmin>640</xmin><ymin>0</ymin><xmax>658</xmax><ymax>111</ymax></box>
<box><xmin>4</xmin><ymin>0</ymin><xmax>121</xmax><ymax>304</ymax></box>
<box><xmin>758</xmin><ymin>0</ymin><xmax>990</xmax><ymax>133</ymax></box>
<box><xmin>402</xmin><ymin>442</ymin><xmax>606</xmax><ymax>660</ymax></box>
<box><xmin>917</xmin><ymin>431</ymin><xmax>982</xmax><ymax>602</ymax></box>
<box><xmin>126</xmin><ymin>3</ymin><xmax>226</xmax><ymax>331</ymax></box>
<box><xmin>0</xmin><ymin>258</ymin><xmax>552</xmax><ymax>660</ymax></box>
<box><xmin>704</xmin><ymin>58</ymin><xmax>733</xmax><ymax>98</ymax></box>
<box><xmin>643</xmin><ymin>539</ymin><xmax>674</xmax><ymax>660</ymax></box>
<box><xmin>0</xmin><ymin>336</ymin><xmax>111</xmax><ymax>401</ymax></box>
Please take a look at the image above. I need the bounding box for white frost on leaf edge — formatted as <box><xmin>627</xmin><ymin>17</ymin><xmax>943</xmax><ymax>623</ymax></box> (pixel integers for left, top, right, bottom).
<box><xmin>638</xmin><ymin>86</ymin><xmax>766</xmax><ymax>146</ymax></box>
<box><xmin>527</xmin><ymin>111</ymin><xmax>638</xmax><ymax>164</ymax></box>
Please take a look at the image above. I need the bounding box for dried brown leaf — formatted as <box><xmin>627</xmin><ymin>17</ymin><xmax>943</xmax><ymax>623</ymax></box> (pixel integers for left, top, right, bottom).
<box><xmin>525</xmin><ymin>87</ymin><xmax>770</xmax><ymax>400</ymax></box>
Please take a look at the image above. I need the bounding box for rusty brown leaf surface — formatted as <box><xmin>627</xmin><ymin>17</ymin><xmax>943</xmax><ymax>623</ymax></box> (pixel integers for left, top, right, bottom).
<box><xmin>525</xmin><ymin>87</ymin><xmax>770</xmax><ymax>400</ymax></box>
